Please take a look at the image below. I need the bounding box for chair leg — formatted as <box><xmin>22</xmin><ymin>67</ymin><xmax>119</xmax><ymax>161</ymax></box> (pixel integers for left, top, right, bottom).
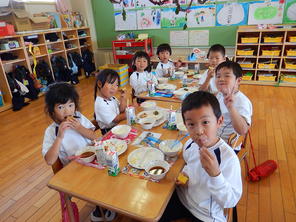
<box><xmin>99</xmin><ymin>206</ymin><xmax>106</xmax><ymax>222</ymax></box>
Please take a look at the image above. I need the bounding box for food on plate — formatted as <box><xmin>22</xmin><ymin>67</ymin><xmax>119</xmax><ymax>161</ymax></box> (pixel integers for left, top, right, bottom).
<box><xmin>140</xmin><ymin>113</ymin><xmax>148</xmax><ymax>118</ymax></box>
<box><xmin>153</xmin><ymin>111</ymin><xmax>159</xmax><ymax>116</ymax></box>
<box><xmin>149</xmin><ymin>166</ymin><xmax>166</xmax><ymax>175</ymax></box>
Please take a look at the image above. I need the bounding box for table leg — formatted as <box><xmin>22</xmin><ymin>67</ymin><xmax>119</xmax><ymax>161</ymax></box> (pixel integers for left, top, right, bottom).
<box><xmin>65</xmin><ymin>193</ymin><xmax>75</xmax><ymax>222</ymax></box>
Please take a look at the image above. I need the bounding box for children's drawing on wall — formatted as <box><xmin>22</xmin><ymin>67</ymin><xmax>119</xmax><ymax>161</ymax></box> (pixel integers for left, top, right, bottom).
<box><xmin>179</xmin><ymin>0</ymin><xmax>187</xmax><ymax>4</ymax></box>
<box><xmin>113</xmin><ymin>0</ymin><xmax>135</xmax><ymax>10</ymax></box>
<box><xmin>115</xmin><ymin>10</ymin><xmax>137</xmax><ymax>31</ymax></box>
<box><xmin>135</xmin><ymin>0</ymin><xmax>154</xmax><ymax>8</ymax></box>
<box><xmin>216</xmin><ymin>2</ymin><xmax>248</xmax><ymax>26</ymax></box>
<box><xmin>187</xmin><ymin>5</ymin><xmax>215</xmax><ymax>27</ymax></box>
<box><xmin>283</xmin><ymin>0</ymin><xmax>296</xmax><ymax>23</ymax></box>
<box><xmin>137</xmin><ymin>9</ymin><xmax>161</xmax><ymax>30</ymax></box>
<box><xmin>193</xmin><ymin>0</ymin><xmax>215</xmax><ymax>5</ymax></box>
<box><xmin>248</xmin><ymin>1</ymin><xmax>283</xmax><ymax>25</ymax></box>
<box><xmin>161</xmin><ymin>8</ymin><xmax>186</xmax><ymax>28</ymax></box>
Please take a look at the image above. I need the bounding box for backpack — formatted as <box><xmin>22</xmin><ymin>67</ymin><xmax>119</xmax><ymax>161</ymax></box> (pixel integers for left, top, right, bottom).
<box><xmin>82</xmin><ymin>49</ymin><xmax>95</xmax><ymax>77</ymax></box>
<box><xmin>35</xmin><ymin>60</ymin><xmax>54</xmax><ymax>84</ymax></box>
<box><xmin>70</xmin><ymin>52</ymin><xmax>83</xmax><ymax>70</ymax></box>
<box><xmin>67</xmin><ymin>53</ymin><xmax>79</xmax><ymax>85</ymax></box>
<box><xmin>51</xmin><ymin>56</ymin><xmax>72</xmax><ymax>82</ymax></box>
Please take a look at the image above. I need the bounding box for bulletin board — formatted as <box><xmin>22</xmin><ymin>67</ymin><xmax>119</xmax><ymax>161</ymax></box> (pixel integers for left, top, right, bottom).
<box><xmin>91</xmin><ymin>0</ymin><xmax>294</xmax><ymax>48</ymax></box>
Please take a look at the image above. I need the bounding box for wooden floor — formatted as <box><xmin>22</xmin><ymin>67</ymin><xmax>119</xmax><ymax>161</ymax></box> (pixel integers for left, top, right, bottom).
<box><xmin>0</xmin><ymin>77</ymin><xmax>296</xmax><ymax>222</ymax></box>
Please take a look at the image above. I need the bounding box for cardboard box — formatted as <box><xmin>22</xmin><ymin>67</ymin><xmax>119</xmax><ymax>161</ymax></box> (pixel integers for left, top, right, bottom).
<box><xmin>0</xmin><ymin>9</ymin><xmax>31</xmax><ymax>32</ymax></box>
<box><xmin>30</xmin><ymin>16</ymin><xmax>50</xmax><ymax>30</ymax></box>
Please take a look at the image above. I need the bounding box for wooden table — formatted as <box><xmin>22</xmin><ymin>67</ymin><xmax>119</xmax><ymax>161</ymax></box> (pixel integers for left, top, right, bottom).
<box><xmin>48</xmin><ymin>102</ymin><xmax>185</xmax><ymax>222</ymax></box>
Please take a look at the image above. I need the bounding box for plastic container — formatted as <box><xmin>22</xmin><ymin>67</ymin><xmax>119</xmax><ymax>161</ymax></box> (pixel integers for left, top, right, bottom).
<box><xmin>258</xmin><ymin>63</ymin><xmax>276</xmax><ymax>69</ymax></box>
<box><xmin>262</xmin><ymin>50</ymin><xmax>281</xmax><ymax>56</ymax></box>
<box><xmin>264</xmin><ymin>36</ymin><xmax>283</xmax><ymax>43</ymax></box>
<box><xmin>258</xmin><ymin>75</ymin><xmax>276</xmax><ymax>81</ymax></box>
<box><xmin>282</xmin><ymin>75</ymin><xmax>296</xmax><ymax>83</ymax></box>
<box><xmin>242</xmin><ymin>75</ymin><xmax>253</xmax><ymax>81</ymax></box>
<box><xmin>288</xmin><ymin>36</ymin><xmax>296</xmax><ymax>42</ymax></box>
<box><xmin>285</xmin><ymin>62</ymin><xmax>296</xmax><ymax>69</ymax></box>
<box><xmin>241</xmin><ymin>37</ymin><xmax>259</xmax><ymax>44</ymax></box>
<box><xmin>286</xmin><ymin>49</ymin><xmax>296</xmax><ymax>57</ymax></box>
<box><xmin>239</xmin><ymin>63</ymin><xmax>254</xmax><ymax>68</ymax></box>
<box><xmin>237</xmin><ymin>50</ymin><xmax>254</xmax><ymax>56</ymax></box>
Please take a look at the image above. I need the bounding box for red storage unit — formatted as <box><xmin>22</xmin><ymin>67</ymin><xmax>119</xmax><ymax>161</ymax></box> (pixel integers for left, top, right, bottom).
<box><xmin>112</xmin><ymin>38</ymin><xmax>153</xmax><ymax>72</ymax></box>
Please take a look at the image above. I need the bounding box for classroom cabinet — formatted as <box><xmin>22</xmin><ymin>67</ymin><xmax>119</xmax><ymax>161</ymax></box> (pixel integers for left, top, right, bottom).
<box><xmin>235</xmin><ymin>27</ymin><xmax>296</xmax><ymax>86</ymax></box>
<box><xmin>0</xmin><ymin>27</ymin><xmax>94</xmax><ymax>112</ymax></box>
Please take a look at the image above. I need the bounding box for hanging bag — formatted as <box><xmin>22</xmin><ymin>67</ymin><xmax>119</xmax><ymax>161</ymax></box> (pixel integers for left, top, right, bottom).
<box><xmin>59</xmin><ymin>192</ymin><xmax>79</xmax><ymax>222</ymax></box>
<box><xmin>246</xmin><ymin>131</ymin><xmax>278</xmax><ymax>182</ymax></box>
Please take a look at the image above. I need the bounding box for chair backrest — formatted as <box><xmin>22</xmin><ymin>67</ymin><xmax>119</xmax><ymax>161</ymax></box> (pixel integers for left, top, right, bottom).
<box><xmin>224</xmin><ymin>208</ymin><xmax>233</xmax><ymax>222</ymax></box>
<box><xmin>52</xmin><ymin>157</ymin><xmax>63</xmax><ymax>174</ymax></box>
<box><xmin>227</xmin><ymin>133</ymin><xmax>245</xmax><ymax>149</ymax></box>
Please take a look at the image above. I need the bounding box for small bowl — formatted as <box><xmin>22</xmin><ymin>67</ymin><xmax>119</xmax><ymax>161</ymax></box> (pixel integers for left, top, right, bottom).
<box><xmin>140</xmin><ymin>100</ymin><xmax>157</xmax><ymax>111</ymax></box>
<box><xmin>175</xmin><ymin>71</ymin><xmax>184</xmax><ymax>79</ymax></box>
<box><xmin>159</xmin><ymin>139</ymin><xmax>183</xmax><ymax>157</ymax></box>
<box><xmin>111</xmin><ymin>125</ymin><xmax>131</xmax><ymax>139</ymax></box>
<box><xmin>139</xmin><ymin>117</ymin><xmax>156</xmax><ymax>130</ymax></box>
<box><xmin>145</xmin><ymin>160</ymin><xmax>170</xmax><ymax>180</ymax></box>
<box><xmin>157</xmin><ymin>77</ymin><xmax>168</xmax><ymax>84</ymax></box>
<box><xmin>76</xmin><ymin>146</ymin><xmax>96</xmax><ymax>163</ymax></box>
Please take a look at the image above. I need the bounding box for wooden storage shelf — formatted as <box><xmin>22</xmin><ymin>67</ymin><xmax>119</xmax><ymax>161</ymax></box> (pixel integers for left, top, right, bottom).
<box><xmin>235</xmin><ymin>26</ymin><xmax>296</xmax><ymax>87</ymax></box>
<box><xmin>0</xmin><ymin>27</ymin><xmax>95</xmax><ymax>112</ymax></box>
<box><xmin>79</xmin><ymin>36</ymin><xmax>91</xmax><ymax>39</ymax></box>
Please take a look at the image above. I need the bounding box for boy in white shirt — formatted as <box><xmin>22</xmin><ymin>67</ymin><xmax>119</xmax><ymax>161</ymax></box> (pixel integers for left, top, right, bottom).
<box><xmin>215</xmin><ymin>61</ymin><xmax>252</xmax><ymax>151</ymax></box>
<box><xmin>155</xmin><ymin>43</ymin><xmax>175</xmax><ymax>78</ymax></box>
<box><xmin>159</xmin><ymin>91</ymin><xmax>242</xmax><ymax>222</ymax></box>
<box><xmin>199</xmin><ymin>44</ymin><xmax>226</xmax><ymax>94</ymax></box>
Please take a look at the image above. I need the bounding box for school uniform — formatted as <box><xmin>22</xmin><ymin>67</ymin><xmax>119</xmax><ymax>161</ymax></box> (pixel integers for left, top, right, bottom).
<box><xmin>176</xmin><ymin>138</ymin><xmax>242</xmax><ymax>222</ymax></box>
<box><xmin>155</xmin><ymin>60</ymin><xmax>175</xmax><ymax>78</ymax></box>
<box><xmin>42</xmin><ymin>112</ymin><xmax>95</xmax><ymax>166</ymax></box>
<box><xmin>216</xmin><ymin>91</ymin><xmax>253</xmax><ymax>150</ymax></box>
<box><xmin>198</xmin><ymin>69</ymin><xmax>218</xmax><ymax>94</ymax></box>
<box><xmin>129</xmin><ymin>71</ymin><xmax>158</xmax><ymax>96</ymax></box>
<box><xmin>94</xmin><ymin>96</ymin><xmax>120</xmax><ymax>133</ymax></box>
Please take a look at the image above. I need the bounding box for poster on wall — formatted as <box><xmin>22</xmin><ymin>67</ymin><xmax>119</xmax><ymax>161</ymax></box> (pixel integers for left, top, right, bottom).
<box><xmin>113</xmin><ymin>0</ymin><xmax>135</xmax><ymax>10</ymax></box>
<box><xmin>248</xmin><ymin>1</ymin><xmax>283</xmax><ymax>25</ymax></box>
<box><xmin>114</xmin><ymin>10</ymin><xmax>137</xmax><ymax>31</ymax></box>
<box><xmin>161</xmin><ymin>8</ymin><xmax>186</xmax><ymax>28</ymax></box>
<box><xmin>137</xmin><ymin>9</ymin><xmax>161</xmax><ymax>30</ymax></box>
<box><xmin>216</xmin><ymin>2</ymin><xmax>249</xmax><ymax>26</ymax></box>
<box><xmin>187</xmin><ymin>5</ymin><xmax>216</xmax><ymax>28</ymax></box>
<box><xmin>189</xmin><ymin>30</ymin><xmax>209</xmax><ymax>46</ymax></box>
<box><xmin>283</xmin><ymin>0</ymin><xmax>296</xmax><ymax>23</ymax></box>
<box><xmin>170</xmin><ymin>30</ymin><xmax>188</xmax><ymax>46</ymax></box>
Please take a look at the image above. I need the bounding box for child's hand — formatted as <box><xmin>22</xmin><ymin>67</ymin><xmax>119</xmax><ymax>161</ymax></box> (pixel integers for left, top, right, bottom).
<box><xmin>206</xmin><ymin>68</ymin><xmax>215</xmax><ymax>80</ymax></box>
<box><xmin>120</xmin><ymin>88</ymin><xmax>127</xmax><ymax>99</ymax></box>
<box><xmin>200</xmin><ymin>147</ymin><xmax>221</xmax><ymax>177</ymax></box>
<box><xmin>223</xmin><ymin>87</ymin><xmax>235</xmax><ymax>110</ymax></box>
<box><xmin>68</xmin><ymin>117</ymin><xmax>82</xmax><ymax>130</ymax></box>
<box><xmin>57</xmin><ymin>121</ymin><xmax>71</xmax><ymax>138</ymax></box>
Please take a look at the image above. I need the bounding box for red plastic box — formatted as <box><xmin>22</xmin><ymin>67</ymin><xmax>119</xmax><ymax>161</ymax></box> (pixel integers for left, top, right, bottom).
<box><xmin>0</xmin><ymin>22</ymin><xmax>15</xmax><ymax>37</ymax></box>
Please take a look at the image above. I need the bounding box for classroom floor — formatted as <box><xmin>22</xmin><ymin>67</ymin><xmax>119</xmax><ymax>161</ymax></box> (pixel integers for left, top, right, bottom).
<box><xmin>0</xmin><ymin>77</ymin><xmax>295</xmax><ymax>222</ymax></box>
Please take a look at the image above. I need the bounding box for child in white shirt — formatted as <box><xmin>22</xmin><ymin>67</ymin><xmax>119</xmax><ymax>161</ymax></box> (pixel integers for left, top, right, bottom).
<box><xmin>160</xmin><ymin>91</ymin><xmax>242</xmax><ymax>222</ymax></box>
<box><xmin>94</xmin><ymin>69</ymin><xmax>127</xmax><ymax>135</ymax></box>
<box><xmin>155</xmin><ymin>43</ymin><xmax>175</xmax><ymax>78</ymax></box>
<box><xmin>215</xmin><ymin>61</ymin><xmax>252</xmax><ymax>151</ymax></box>
<box><xmin>199</xmin><ymin>44</ymin><xmax>226</xmax><ymax>94</ymax></box>
<box><xmin>130</xmin><ymin>51</ymin><xmax>157</xmax><ymax>103</ymax></box>
<box><xmin>42</xmin><ymin>82</ymin><xmax>97</xmax><ymax>166</ymax></box>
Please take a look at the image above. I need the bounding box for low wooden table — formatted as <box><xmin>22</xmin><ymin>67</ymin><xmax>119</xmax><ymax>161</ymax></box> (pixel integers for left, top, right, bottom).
<box><xmin>48</xmin><ymin>102</ymin><xmax>185</xmax><ymax>222</ymax></box>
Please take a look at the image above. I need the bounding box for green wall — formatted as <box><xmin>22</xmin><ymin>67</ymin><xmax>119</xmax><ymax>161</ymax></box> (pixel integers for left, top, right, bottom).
<box><xmin>91</xmin><ymin>0</ymin><xmax>238</xmax><ymax>48</ymax></box>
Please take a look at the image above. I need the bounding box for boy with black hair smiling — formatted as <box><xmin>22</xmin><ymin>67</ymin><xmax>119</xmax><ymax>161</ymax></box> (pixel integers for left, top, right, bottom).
<box><xmin>159</xmin><ymin>91</ymin><xmax>242</xmax><ymax>222</ymax></box>
<box><xmin>215</xmin><ymin>61</ymin><xmax>252</xmax><ymax>151</ymax></box>
<box><xmin>155</xmin><ymin>43</ymin><xmax>175</xmax><ymax>78</ymax></box>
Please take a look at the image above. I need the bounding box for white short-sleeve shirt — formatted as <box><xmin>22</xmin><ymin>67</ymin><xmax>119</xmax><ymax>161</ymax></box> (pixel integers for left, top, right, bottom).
<box><xmin>155</xmin><ymin>61</ymin><xmax>175</xmax><ymax>78</ymax></box>
<box><xmin>198</xmin><ymin>69</ymin><xmax>218</xmax><ymax>94</ymax></box>
<box><xmin>95</xmin><ymin>96</ymin><xmax>120</xmax><ymax>129</ymax></box>
<box><xmin>216</xmin><ymin>91</ymin><xmax>253</xmax><ymax>149</ymax></box>
<box><xmin>42</xmin><ymin>112</ymin><xmax>95</xmax><ymax>165</ymax></box>
<box><xmin>130</xmin><ymin>71</ymin><xmax>158</xmax><ymax>96</ymax></box>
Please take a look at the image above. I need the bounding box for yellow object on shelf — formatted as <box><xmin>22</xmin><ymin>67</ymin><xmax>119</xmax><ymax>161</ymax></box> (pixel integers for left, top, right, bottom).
<box><xmin>240</xmin><ymin>63</ymin><xmax>254</xmax><ymax>68</ymax></box>
<box><xmin>288</xmin><ymin>36</ymin><xmax>296</xmax><ymax>42</ymax></box>
<box><xmin>237</xmin><ymin>50</ymin><xmax>254</xmax><ymax>56</ymax></box>
<box><xmin>264</xmin><ymin>36</ymin><xmax>283</xmax><ymax>43</ymax></box>
<box><xmin>258</xmin><ymin>75</ymin><xmax>276</xmax><ymax>81</ymax></box>
<box><xmin>98</xmin><ymin>64</ymin><xmax>129</xmax><ymax>87</ymax></box>
<box><xmin>285</xmin><ymin>62</ymin><xmax>296</xmax><ymax>69</ymax></box>
<box><xmin>242</xmin><ymin>75</ymin><xmax>252</xmax><ymax>81</ymax></box>
<box><xmin>286</xmin><ymin>49</ymin><xmax>296</xmax><ymax>57</ymax></box>
<box><xmin>241</xmin><ymin>37</ymin><xmax>259</xmax><ymax>44</ymax></box>
<box><xmin>262</xmin><ymin>50</ymin><xmax>281</xmax><ymax>56</ymax></box>
<box><xmin>258</xmin><ymin>63</ymin><xmax>276</xmax><ymax>69</ymax></box>
<box><xmin>282</xmin><ymin>75</ymin><xmax>296</xmax><ymax>83</ymax></box>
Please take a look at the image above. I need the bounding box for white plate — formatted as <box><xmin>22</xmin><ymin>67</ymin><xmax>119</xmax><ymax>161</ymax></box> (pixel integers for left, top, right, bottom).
<box><xmin>101</xmin><ymin>139</ymin><xmax>127</xmax><ymax>156</ymax></box>
<box><xmin>128</xmin><ymin>147</ymin><xmax>164</xmax><ymax>169</ymax></box>
<box><xmin>137</xmin><ymin>110</ymin><xmax>163</xmax><ymax>121</ymax></box>
<box><xmin>156</xmin><ymin>83</ymin><xmax>177</xmax><ymax>91</ymax></box>
<box><xmin>193</xmin><ymin>74</ymin><xmax>202</xmax><ymax>79</ymax></box>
